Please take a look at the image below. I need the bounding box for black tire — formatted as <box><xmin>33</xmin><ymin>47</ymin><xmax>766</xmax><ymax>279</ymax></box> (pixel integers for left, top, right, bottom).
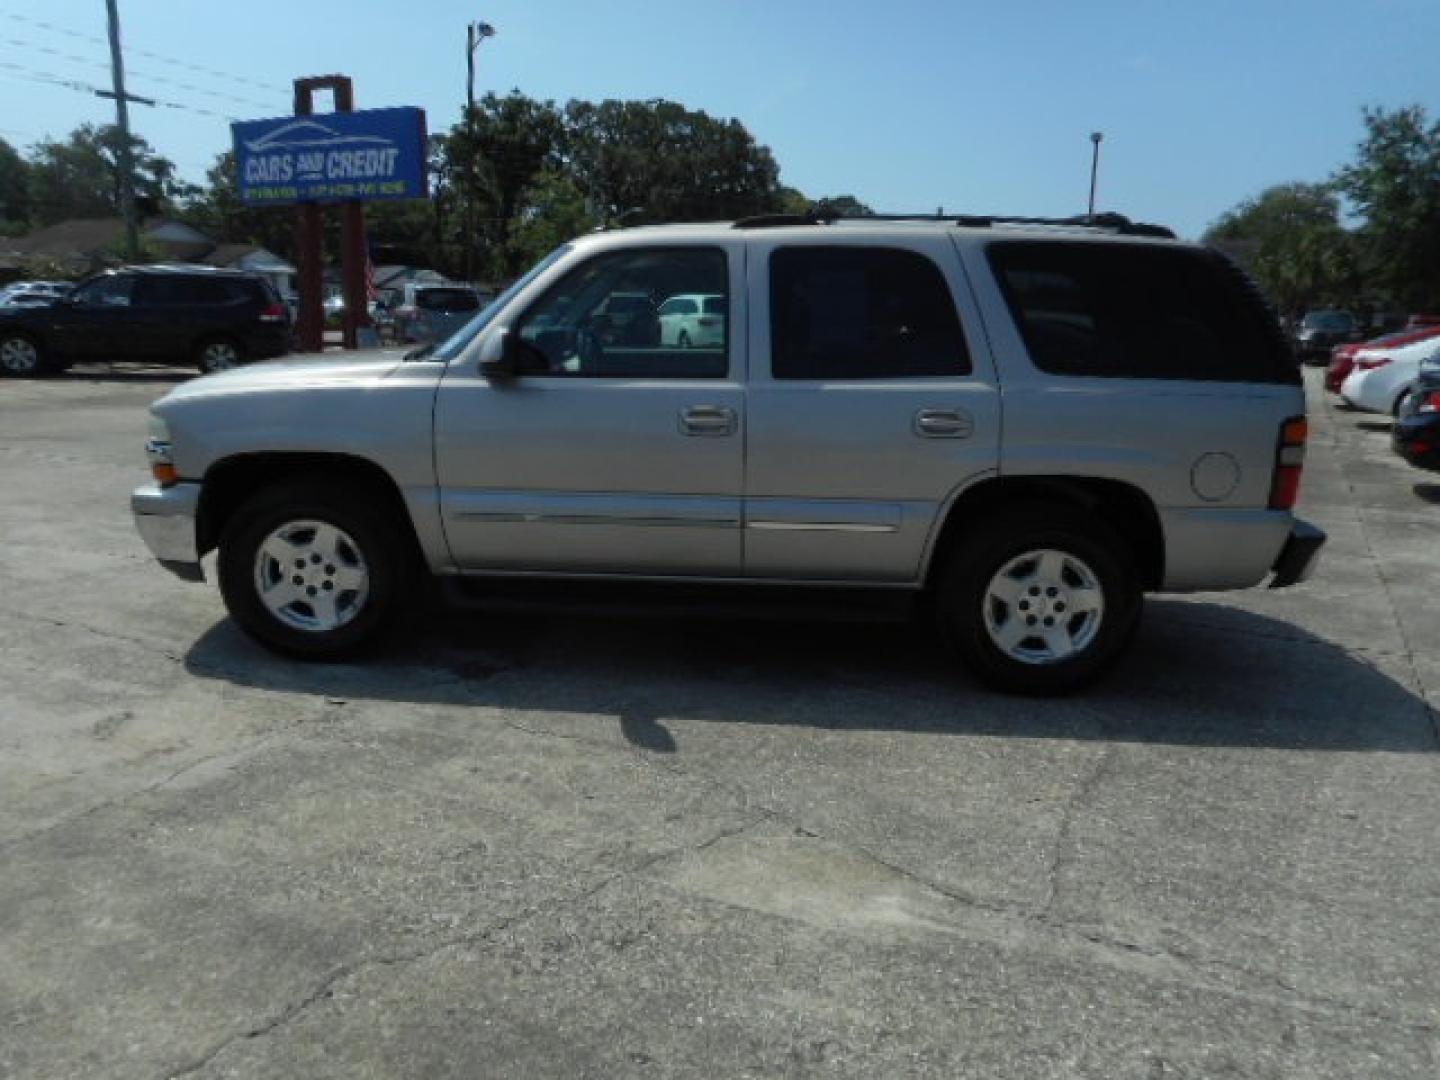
<box><xmin>934</xmin><ymin>503</ymin><xmax>1142</xmax><ymax>695</ymax></box>
<box><xmin>218</xmin><ymin>481</ymin><xmax>416</xmax><ymax>660</ymax></box>
<box><xmin>196</xmin><ymin>336</ymin><xmax>245</xmax><ymax>374</ymax></box>
<box><xmin>0</xmin><ymin>332</ymin><xmax>49</xmax><ymax>378</ymax></box>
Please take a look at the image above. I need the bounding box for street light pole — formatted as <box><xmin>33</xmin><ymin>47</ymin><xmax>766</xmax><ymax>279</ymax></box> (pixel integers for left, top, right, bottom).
<box><xmin>463</xmin><ymin>19</ymin><xmax>496</xmax><ymax>282</ymax></box>
<box><xmin>1087</xmin><ymin>131</ymin><xmax>1103</xmax><ymax>221</ymax></box>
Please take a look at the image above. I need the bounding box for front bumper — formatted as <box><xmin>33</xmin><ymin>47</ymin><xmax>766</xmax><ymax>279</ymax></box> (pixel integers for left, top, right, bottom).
<box><xmin>1269</xmin><ymin>519</ymin><xmax>1326</xmax><ymax>588</ymax></box>
<box><xmin>131</xmin><ymin>481</ymin><xmax>204</xmax><ymax>581</ymax></box>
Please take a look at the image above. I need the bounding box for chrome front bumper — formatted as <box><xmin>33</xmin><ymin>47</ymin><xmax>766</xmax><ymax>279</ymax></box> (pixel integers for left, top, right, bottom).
<box><xmin>131</xmin><ymin>481</ymin><xmax>204</xmax><ymax>581</ymax></box>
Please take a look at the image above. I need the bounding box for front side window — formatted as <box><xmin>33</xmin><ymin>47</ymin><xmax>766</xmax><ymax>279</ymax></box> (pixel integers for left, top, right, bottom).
<box><xmin>75</xmin><ymin>275</ymin><xmax>133</xmax><ymax>308</ymax></box>
<box><xmin>770</xmin><ymin>246</ymin><xmax>970</xmax><ymax>379</ymax></box>
<box><xmin>515</xmin><ymin>247</ymin><xmax>729</xmax><ymax>378</ymax></box>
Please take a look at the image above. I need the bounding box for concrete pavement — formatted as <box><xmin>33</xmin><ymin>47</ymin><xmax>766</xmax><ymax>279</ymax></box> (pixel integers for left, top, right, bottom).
<box><xmin>0</xmin><ymin>362</ymin><xmax>1436</xmax><ymax>1079</ymax></box>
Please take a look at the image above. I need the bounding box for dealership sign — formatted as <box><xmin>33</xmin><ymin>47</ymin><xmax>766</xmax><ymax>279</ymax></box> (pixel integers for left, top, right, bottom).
<box><xmin>232</xmin><ymin>107</ymin><xmax>427</xmax><ymax>205</ymax></box>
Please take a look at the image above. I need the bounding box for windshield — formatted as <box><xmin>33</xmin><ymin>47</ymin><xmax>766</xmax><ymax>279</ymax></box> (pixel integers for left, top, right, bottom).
<box><xmin>427</xmin><ymin>244</ymin><xmax>573</xmax><ymax>362</ymax></box>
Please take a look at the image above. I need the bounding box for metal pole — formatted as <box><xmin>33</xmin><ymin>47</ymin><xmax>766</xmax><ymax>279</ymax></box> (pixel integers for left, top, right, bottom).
<box><xmin>466</xmin><ymin>24</ymin><xmax>476</xmax><ymax>111</ymax></box>
<box><xmin>1087</xmin><ymin>131</ymin><xmax>1103</xmax><ymax>220</ymax></box>
<box><xmin>105</xmin><ymin>0</ymin><xmax>139</xmax><ymax>261</ymax></box>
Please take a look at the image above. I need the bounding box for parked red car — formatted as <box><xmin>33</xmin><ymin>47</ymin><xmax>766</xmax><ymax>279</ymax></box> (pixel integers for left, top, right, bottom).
<box><xmin>1326</xmin><ymin>321</ymin><xmax>1440</xmax><ymax>394</ymax></box>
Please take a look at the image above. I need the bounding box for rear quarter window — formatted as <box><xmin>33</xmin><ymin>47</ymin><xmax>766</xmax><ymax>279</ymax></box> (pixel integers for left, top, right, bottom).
<box><xmin>988</xmin><ymin>241</ymin><xmax>1297</xmax><ymax>385</ymax></box>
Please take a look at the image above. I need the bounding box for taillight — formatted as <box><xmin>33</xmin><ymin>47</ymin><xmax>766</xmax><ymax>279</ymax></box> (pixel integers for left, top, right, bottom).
<box><xmin>1356</xmin><ymin>355</ymin><xmax>1391</xmax><ymax>371</ymax></box>
<box><xmin>258</xmin><ymin>302</ymin><xmax>286</xmax><ymax>323</ymax></box>
<box><xmin>1269</xmin><ymin>417</ymin><xmax>1307</xmax><ymax>510</ymax></box>
<box><xmin>1419</xmin><ymin>391</ymin><xmax>1440</xmax><ymax>414</ymax></box>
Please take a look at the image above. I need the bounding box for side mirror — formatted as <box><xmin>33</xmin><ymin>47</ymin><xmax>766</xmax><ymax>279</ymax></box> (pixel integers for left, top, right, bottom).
<box><xmin>478</xmin><ymin>327</ymin><xmax>519</xmax><ymax>379</ymax></box>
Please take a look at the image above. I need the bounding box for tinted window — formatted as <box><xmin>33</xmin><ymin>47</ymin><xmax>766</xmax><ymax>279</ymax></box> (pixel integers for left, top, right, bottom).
<box><xmin>135</xmin><ymin>276</ymin><xmax>235</xmax><ymax>306</ymax></box>
<box><xmin>702</xmin><ymin>297</ymin><xmax>726</xmax><ymax>315</ymax></box>
<box><xmin>770</xmin><ymin>247</ymin><xmax>970</xmax><ymax>379</ymax></box>
<box><xmin>516</xmin><ymin>247</ymin><xmax>728</xmax><ymax>378</ymax></box>
<box><xmin>659</xmin><ymin>297</ymin><xmax>698</xmax><ymax>315</ymax></box>
<box><xmin>417</xmin><ymin>289</ymin><xmax>480</xmax><ymax>312</ymax></box>
<box><xmin>1302</xmin><ymin>311</ymin><xmax>1353</xmax><ymax>331</ymax></box>
<box><xmin>988</xmin><ymin>242</ymin><xmax>1296</xmax><ymax>383</ymax></box>
<box><xmin>75</xmin><ymin>275</ymin><xmax>133</xmax><ymax>307</ymax></box>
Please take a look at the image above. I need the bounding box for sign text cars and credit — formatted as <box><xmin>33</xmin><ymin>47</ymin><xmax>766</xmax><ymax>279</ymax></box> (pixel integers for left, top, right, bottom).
<box><xmin>231</xmin><ymin>107</ymin><xmax>427</xmax><ymax>205</ymax></box>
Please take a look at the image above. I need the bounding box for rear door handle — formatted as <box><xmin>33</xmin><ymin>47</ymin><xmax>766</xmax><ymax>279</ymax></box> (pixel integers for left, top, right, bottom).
<box><xmin>679</xmin><ymin>405</ymin><xmax>737</xmax><ymax>436</ymax></box>
<box><xmin>914</xmin><ymin>408</ymin><xmax>973</xmax><ymax>438</ymax></box>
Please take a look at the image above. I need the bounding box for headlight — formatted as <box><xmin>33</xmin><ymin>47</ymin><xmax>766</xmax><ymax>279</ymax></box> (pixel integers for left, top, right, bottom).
<box><xmin>145</xmin><ymin>413</ymin><xmax>177</xmax><ymax>487</ymax></box>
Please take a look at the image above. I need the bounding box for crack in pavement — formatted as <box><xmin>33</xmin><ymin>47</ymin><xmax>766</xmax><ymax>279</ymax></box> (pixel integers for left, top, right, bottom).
<box><xmin>0</xmin><ymin>734</ymin><xmax>289</xmax><ymax>855</ymax></box>
<box><xmin>159</xmin><ymin>813</ymin><xmax>775</xmax><ymax>1080</ymax></box>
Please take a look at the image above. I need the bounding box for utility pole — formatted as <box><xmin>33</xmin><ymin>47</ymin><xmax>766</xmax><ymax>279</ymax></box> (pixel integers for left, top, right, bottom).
<box><xmin>105</xmin><ymin>0</ymin><xmax>139</xmax><ymax>261</ymax></box>
<box><xmin>1087</xmin><ymin>131</ymin><xmax>1104</xmax><ymax>221</ymax></box>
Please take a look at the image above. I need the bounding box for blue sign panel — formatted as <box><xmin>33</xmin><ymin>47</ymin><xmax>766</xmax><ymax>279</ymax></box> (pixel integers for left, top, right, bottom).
<box><xmin>232</xmin><ymin>107</ymin><xmax>427</xmax><ymax>205</ymax></box>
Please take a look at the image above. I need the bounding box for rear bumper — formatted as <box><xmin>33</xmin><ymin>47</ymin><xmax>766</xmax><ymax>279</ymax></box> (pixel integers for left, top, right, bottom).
<box><xmin>1392</xmin><ymin>414</ymin><xmax>1440</xmax><ymax>471</ymax></box>
<box><xmin>131</xmin><ymin>481</ymin><xmax>204</xmax><ymax>581</ymax></box>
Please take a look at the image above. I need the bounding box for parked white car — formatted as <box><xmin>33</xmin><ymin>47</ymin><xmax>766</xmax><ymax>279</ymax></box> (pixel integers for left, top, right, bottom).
<box><xmin>657</xmin><ymin>293</ymin><xmax>726</xmax><ymax>348</ymax></box>
<box><xmin>1339</xmin><ymin>335</ymin><xmax>1440</xmax><ymax>415</ymax></box>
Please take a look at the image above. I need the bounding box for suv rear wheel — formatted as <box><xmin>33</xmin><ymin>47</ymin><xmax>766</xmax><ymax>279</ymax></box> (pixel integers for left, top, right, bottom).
<box><xmin>935</xmin><ymin>504</ymin><xmax>1142</xmax><ymax>694</ymax></box>
<box><xmin>218</xmin><ymin>481</ymin><xmax>415</xmax><ymax>659</ymax></box>
<box><xmin>197</xmin><ymin>337</ymin><xmax>244</xmax><ymax>374</ymax></box>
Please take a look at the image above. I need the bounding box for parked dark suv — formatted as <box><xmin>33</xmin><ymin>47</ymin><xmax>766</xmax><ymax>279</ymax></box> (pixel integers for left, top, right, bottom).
<box><xmin>0</xmin><ymin>265</ymin><xmax>291</xmax><ymax>378</ymax></box>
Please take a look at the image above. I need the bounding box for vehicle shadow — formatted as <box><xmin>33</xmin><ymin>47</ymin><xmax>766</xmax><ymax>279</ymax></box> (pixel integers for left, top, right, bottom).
<box><xmin>1414</xmin><ymin>483</ymin><xmax>1440</xmax><ymax>505</ymax></box>
<box><xmin>1355</xmin><ymin>420</ymin><xmax>1393</xmax><ymax>433</ymax></box>
<box><xmin>182</xmin><ymin>598</ymin><xmax>1437</xmax><ymax>754</ymax></box>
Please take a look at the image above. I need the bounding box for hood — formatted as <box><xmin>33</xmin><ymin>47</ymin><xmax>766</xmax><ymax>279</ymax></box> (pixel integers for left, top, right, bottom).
<box><xmin>155</xmin><ymin>348</ymin><xmax>413</xmax><ymax>407</ymax></box>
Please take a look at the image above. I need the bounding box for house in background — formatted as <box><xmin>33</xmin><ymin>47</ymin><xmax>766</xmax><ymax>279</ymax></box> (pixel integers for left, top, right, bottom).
<box><xmin>0</xmin><ymin>218</ymin><xmax>215</xmax><ymax>281</ymax></box>
<box><xmin>201</xmin><ymin>244</ymin><xmax>296</xmax><ymax>299</ymax></box>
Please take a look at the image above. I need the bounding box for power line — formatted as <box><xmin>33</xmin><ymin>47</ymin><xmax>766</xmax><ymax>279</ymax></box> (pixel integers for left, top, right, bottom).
<box><xmin>2</xmin><ymin>30</ymin><xmax>281</xmax><ymax>113</ymax></box>
<box><xmin>1</xmin><ymin>10</ymin><xmax>288</xmax><ymax>97</ymax></box>
<box><xmin>0</xmin><ymin>61</ymin><xmax>238</xmax><ymax>120</ymax></box>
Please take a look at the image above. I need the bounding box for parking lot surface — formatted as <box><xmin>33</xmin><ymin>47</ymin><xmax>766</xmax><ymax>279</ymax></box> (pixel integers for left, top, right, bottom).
<box><xmin>2</xmin><ymin>363</ymin><xmax>1437</xmax><ymax>1079</ymax></box>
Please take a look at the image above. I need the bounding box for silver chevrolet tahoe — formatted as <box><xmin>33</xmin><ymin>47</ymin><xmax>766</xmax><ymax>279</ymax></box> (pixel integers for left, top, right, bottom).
<box><xmin>132</xmin><ymin>213</ymin><xmax>1324</xmax><ymax>693</ymax></box>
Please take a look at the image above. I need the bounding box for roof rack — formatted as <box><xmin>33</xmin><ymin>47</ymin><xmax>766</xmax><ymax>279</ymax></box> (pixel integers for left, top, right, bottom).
<box><xmin>732</xmin><ymin>209</ymin><xmax>1174</xmax><ymax>238</ymax></box>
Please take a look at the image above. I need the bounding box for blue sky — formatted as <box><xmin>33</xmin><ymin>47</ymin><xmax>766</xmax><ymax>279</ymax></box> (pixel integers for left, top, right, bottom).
<box><xmin>1</xmin><ymin>0</ymin><xmax>1436</xmax><ymax>238</ymax></box>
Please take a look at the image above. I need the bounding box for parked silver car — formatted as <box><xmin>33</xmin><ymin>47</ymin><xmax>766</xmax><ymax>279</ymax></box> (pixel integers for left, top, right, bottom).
<box><xmin>133</xmin><ymin>213</ymin><xmax>1323</xmax><ymax>693</ymax></box>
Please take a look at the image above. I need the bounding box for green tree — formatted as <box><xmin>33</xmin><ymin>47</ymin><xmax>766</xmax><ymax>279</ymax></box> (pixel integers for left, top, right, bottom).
<box><xmin>812</xmin><ymin>194</ymin><xmax>874</xmax><ymax>216</ymax></box>
<box><xmin>1203</xmin><ymin>182</ymin><xmax>1358</xmax><ymax>314</ymax></box>
<box><xmin>507</xmin><ymin>168</ymin><xmax>600</xmax><ymax>270</ymax></box>
<box><xmin>27</xmin><ymin>124</ymin><xmax>183</xmax><ymax>224</ymax></box>
<box><xmin>1335</xmin><ymin>105</ymin><xmax>1440</xmax><ymax>311</ymax></box>
<box><xmin>0</xmin><ymin>137</ymin><xmax>30</xmax><ymax>233</ymax></box>
<box><xmin>181</xmin><ymin>151</ymin><xmax>296</xmax><ymax>259</ymax></box>
<box><xmin>563</xmin><ymin>98</ymin><xmax>782</xmax><ymax>225</ymax></box>
<box><xmin>444</xmin><ymin>91</ymin><xmax>565</xmax><ymax>279</ymax></box>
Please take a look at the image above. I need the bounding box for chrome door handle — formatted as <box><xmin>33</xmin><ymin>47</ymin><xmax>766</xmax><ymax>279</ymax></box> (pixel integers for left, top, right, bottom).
<box><xmin>679</xmin><ymin>405</ymin><xmax>737</xmax><ymax>436</ymax></box>
<box><xmin>914</xmin><ymin>408</ymin><xmax>973</xmax><ymax>438</ymax></box>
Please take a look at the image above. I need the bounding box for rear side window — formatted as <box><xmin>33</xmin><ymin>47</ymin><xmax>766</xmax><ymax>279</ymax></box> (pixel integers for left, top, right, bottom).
<box><xmin>771</xmin><ymin>247</ymin><xmax>970</xmax><ymax>379</ymax></box>
<box><xmin>136</xmin><ymin>276</ymin><xmax>237</xmax><ymax>306</ymax></box>
<box><xmin>988</xmin><ymin>241</ymin><xmax>1297</xmax><ymax>384</ymax></box>
<box><xmin>417</xmin><ymin>289</ymin><xmax>480</xmax><ymax>312</ymax></box>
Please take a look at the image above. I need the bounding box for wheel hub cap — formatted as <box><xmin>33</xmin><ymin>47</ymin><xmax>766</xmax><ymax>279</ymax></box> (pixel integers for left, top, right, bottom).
<box><xmin>253</xmin><ymin>520</ymin><xmax>369</xmax><ymax>633</ymax></box>
<box><xmin>2</xmin><ymin>339</ymin><xmax>38</xmax><ymax>373</ymax></box>
<box><xmin>983</xmin><ymin>548</ymin><xmax>1104</xmax><ymax>665</ymax></box>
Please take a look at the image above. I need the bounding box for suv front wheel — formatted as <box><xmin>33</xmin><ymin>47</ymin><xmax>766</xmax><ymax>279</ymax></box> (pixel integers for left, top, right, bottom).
<box><xmin>218</xmin><ymin>482</ymin><xmax>415</xmax><ymax>659</ymax></box>
<box><xmin>936</xmin><ymin>505</ymin><xmax>1142</xmax><ymax>694</ymax></box>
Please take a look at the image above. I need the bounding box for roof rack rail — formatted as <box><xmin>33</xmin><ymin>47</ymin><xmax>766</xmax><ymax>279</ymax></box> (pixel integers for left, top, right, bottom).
<box><xmin>732</xmin><ymin>209</ymin><xmax>1174</xmax><ymax>238</ymax></box>
<box><xmin>731</xmin><ymin>210</ymin><xmax>845</xmax><ymax>229</ymax></box>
